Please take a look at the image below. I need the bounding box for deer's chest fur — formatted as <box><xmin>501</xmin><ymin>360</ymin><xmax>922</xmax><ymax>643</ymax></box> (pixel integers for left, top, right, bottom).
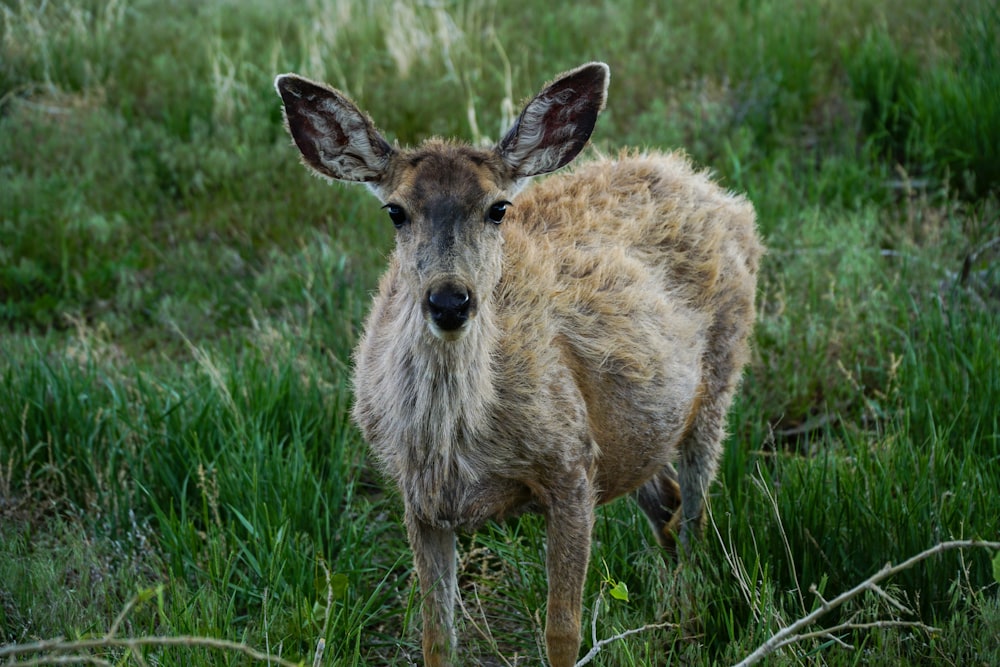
<box><xmin>352</xmin><ymin>285</ymin><xmax>555</xmax><ymax>529</ymax></box>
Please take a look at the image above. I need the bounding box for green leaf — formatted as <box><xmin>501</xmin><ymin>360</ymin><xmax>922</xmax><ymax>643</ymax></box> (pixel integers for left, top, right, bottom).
<box><xmin>331</xmin><ymin>572</ymin><xmax>349</xmax><ymax>598</ymax></box>
<box><xmin>135</xmin><ymin>585</ymin><xmax>160</xmax><ymax>604</ymax></box>
<box><xmin>992</xmin><ymin>551</ymin><xmax>1000</xmax><ymax>586</ymax></box>
<box><xmin>609</xmin><ymin>580</ymin><xmax>629</xmax><ymax>602</ymax></box>
<box><xmin>315</xmin><ymin>572</ymin><xmax>349</xmax><ymax>599</ymax></box>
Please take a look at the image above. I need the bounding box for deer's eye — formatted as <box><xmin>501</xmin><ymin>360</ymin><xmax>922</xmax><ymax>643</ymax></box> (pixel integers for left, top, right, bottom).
<box><xmin>487</xmin><ymin>201</ymin><xmax>510</xmax><ymax>224</ymax></box>
<box><xmin>384</xmin><ymin>204</ymin><xmax>408</xmax><ymax>228</ymax></box>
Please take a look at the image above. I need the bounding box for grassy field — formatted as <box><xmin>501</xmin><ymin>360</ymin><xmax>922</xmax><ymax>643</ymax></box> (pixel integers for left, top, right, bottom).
<box><xmin>2</xmin><ymin>0</ymin><xmax>999</xmax><ymax>664</ymax></box>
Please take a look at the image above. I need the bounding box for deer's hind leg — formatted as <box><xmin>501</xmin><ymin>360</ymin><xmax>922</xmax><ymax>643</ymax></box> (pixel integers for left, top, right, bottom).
<box><xmin>635</xmin><ymin>463</ymin><xmax>684</xmax><ymax>554</ymax></box>
<box><xmin>638</xmin><ymin>321</ymin><xmax>751</xmax><ymax>553</ymax></box>
<box><xmin>673</xmin><ymin>305</ymin><xmax>755</xmax><ymax>550</ymax></box>
<box><xmin>674</xmin><ymin>394</ymin><xmax>728</xmax><ymax>549</ymax></box>
<box><xmin>636</xmin><ymin>398</ymin><xmax>729</xmax><ymax>555</ymax></box>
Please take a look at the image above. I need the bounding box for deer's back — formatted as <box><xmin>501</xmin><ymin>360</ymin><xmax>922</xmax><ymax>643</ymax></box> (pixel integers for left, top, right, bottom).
<box><xmin>511</xmin><ymin>150</ymin><xmax>761</xmax><ymax>312</ymax></box>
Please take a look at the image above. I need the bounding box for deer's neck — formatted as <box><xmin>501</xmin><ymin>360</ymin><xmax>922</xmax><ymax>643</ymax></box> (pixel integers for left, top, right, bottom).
<box><xmin>354</xmin><ymin>292</ymin><xmax>500</xmax><ymax>492</ymax></box>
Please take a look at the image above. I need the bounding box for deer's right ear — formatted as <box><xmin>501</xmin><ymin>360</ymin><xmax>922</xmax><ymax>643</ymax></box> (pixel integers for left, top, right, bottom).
<box><xmin>496</xmin><ymin>62</ymin><xmax>609</xmax><ymax>179</ymax></box>
<box><xmin>275</xmin><ymin>74</ymin><xmax>394</xmax><ymax>183</ymax></box>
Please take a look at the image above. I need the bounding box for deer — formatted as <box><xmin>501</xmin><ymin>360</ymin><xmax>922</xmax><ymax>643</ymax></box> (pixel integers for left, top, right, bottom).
<box><xmin>275</xmin><ymin>62</ymin><xmax>762</xmax><ymax>667</ymax></box>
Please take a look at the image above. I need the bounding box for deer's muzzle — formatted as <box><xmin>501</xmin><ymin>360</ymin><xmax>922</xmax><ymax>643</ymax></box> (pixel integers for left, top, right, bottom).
<box><xmin>425</xmin><ymin>281</ymin><xmax>474</xmax><ymax>339</ymax></box>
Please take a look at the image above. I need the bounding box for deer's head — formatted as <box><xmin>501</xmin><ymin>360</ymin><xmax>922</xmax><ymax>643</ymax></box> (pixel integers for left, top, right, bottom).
<box><xmin>275</xmin><ymin>63</ymin><xmax>608</xmax><ymax>341</ymax></box>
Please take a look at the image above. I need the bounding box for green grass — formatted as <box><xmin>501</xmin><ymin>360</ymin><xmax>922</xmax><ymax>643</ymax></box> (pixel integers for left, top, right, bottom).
<box><xmin>2</xmin><ymin>0</ymin><xmax>999</xmax><ymax>665</ymax></box>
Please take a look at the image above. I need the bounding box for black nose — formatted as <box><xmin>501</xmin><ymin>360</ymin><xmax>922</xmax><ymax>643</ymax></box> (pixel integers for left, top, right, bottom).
<box><xmin>427</xmin><ymin>285</ymin><xmax>471</xmax><ymax>331</ymax></box>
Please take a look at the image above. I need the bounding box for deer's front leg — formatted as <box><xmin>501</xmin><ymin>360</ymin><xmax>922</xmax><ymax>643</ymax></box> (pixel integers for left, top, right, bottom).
<box><xmin>405</xmin><ymin>511</ymin><xmax>458</xmax><ymax>667</ymax></box>
<box><xmin>544</xmin><ymin>471</ymin><xmax>595</xmax><ymax>667</ymax></box>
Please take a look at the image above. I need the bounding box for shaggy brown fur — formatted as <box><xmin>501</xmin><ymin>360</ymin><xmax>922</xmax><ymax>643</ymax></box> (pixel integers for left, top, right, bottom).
<box><xmin>275</xmin><ymin>62</ymin><xmax>763</xmax><ymax>667</ymax></box>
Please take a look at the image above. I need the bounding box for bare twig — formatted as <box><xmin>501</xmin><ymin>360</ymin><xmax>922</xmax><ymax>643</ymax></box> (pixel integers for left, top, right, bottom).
<box><xmin>866</xmin><ymin>583</ymin><xmax>913</xmax><ymax>616</ymax></box>
<box><xmin>820</xmin><ymin>632</ymin><xmax>853</xmax><ymax>651</ymax></box>
<box><xmin>733</xmin><ymin>539</ymin><xmax>1000</xmax><ymax>667</ymax></box>
<box><xmin>797</xmin><ymin>618</ymin><xmax>939</xmax><ymax>646</ymax></box>
<box><xmin>0</xmin><ymin>636</ymin><xmax>303</xmax><ymax>666</ymax></box>
<box><xmin>5</xmin><ymin>656</ymin><xmax>113</xmax><ymax>666</ymax></box>
<box><xmin>574</xmin><ymin>594</ymin><xmax>679</xmax><ymax>667</ymax></box>
<box><xmin>1</xmin><ymin>588</ymin><xmax>210</xmax><ymax>667</ymax></box>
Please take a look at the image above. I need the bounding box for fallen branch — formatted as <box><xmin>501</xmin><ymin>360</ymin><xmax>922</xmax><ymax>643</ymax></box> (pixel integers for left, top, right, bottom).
<box><xmin>0</xmin><ymin>585</ymin><xmax>304</xmax><ymax>667</ymax></box>
<box><xmin>0</xmin><ymin>636</ymin><xmax>303</xmax><ymax>667</ymax></box>
<box><xmin>734</xmin><ymin>539</ymin><xmax>1000</xmax><ymax>667</ymax></box>
<box><xmin>574</xmin><ymin>594</ymin><xmax>678</xmax><ymax>667</ymax></box>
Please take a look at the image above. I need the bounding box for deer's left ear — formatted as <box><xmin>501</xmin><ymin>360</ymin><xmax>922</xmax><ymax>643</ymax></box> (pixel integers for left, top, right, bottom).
<box><xmin>275</xmin><ymin>74</ymin><xmax>395</xmax><ymax>183</ymax></box>
<box><xmin>496</xmin><ymin>62</ymin><xmax>609</xmax><ymax>179</ymax></box>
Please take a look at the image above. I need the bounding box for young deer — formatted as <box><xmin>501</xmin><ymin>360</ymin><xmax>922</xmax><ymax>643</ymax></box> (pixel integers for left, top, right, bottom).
<box><xmin>275</xmin><ymin>62</ymin><xmax>762</xmax><ymax>667</ymax></box>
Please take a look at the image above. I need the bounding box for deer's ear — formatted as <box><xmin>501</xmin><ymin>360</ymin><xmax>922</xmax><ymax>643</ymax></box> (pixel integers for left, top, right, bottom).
<box><xmin>496</xmin><ymin>62</ymin><xmax>609</xmax><ymax>179</ymax></box>
<box><xmin>275</xmin><ymin>74</ymin><xmax>394</xmax><ymax>183</ymax></box>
